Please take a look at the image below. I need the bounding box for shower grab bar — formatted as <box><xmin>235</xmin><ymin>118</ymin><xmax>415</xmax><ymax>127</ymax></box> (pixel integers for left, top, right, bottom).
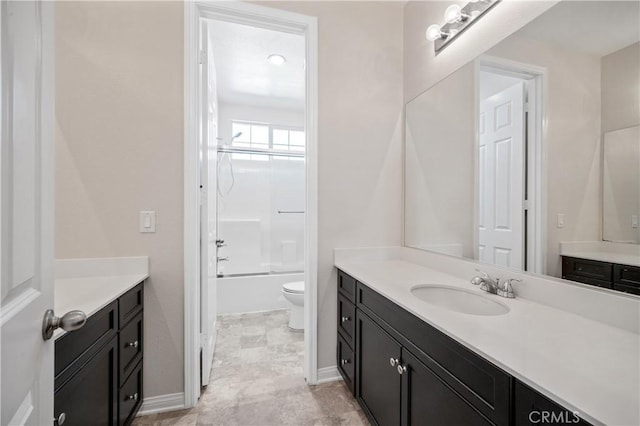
<box><xmin>278</xmin><ymin>210</ymin><xmax>305</xmax><ymax>214</ymax></box>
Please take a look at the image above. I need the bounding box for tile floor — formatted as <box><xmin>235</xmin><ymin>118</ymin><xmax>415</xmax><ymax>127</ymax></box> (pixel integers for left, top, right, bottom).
<box><xmin>134</xmin><ymin>310</ymin><xmax>368</xmax><ymax>425</ymax></box>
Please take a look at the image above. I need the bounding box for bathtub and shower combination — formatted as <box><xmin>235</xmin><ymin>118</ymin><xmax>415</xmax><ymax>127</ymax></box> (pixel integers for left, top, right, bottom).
<box><xmin>215</xmin><ymin>146</ymin><xmax>306</xmax><ymax>329</ymax></box>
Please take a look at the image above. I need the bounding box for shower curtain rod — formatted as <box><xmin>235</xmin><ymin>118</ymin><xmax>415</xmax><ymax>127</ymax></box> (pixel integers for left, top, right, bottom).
<box><xmin>216</xmin><ymin>146</ymin><xmax>305</xmax><ymax>158</ymax></box>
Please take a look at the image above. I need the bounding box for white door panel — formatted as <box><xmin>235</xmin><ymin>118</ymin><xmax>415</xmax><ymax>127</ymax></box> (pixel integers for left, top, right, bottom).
<box><xmin>1</xmin><ymin>1</ymin><xmax>55</xmax><ymax>424</ymax></box>
<box><xmin>200</xmin><ymin>21</ymin><xmax>218</xmax><ymax>387</ymax></box>
<box><xmin>478</xmin><ymin>81</ymin><xmax>525</xmax><ymax>270</ymax></box>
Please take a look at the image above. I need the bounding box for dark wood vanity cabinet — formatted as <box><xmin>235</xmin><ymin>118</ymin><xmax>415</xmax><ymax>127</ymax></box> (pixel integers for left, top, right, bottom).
<box><xmin>562</xmin><ymin>256</ymin><xmax>640</xmax><ymax>295</ymax></box>
<box><xmin>54</xmin><ymin>282</ymin><xmax>144</xmax><ymax>426</ymax></box>
<box><xmin>337</xmin><ymin>270</ymin><xmax>357</xmax><ymax>394</ymax></box>
<box><xmin>337</xmin><ymin>269</ymin><xmax>592</xmax><ymax>426</ymax></box>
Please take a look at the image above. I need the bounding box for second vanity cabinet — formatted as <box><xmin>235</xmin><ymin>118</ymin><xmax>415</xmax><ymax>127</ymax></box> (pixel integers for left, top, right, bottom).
<box><xmin>337</xmin><ymin>269</ymin><xmax>591</xmax><ymax>426</ymax></box>
<box><xmin>54</xmin><ymin>282</ymin><xmax>144</xmax><ymax>426</ymax></box>
<box><xmin>562</xmin><ymin>256</ymin><xmax>640</xmax><ymax>295</ymax></box>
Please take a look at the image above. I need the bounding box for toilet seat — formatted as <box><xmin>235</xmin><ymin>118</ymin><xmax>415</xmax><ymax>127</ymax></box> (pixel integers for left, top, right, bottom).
<box><xmin>282</xmin><ymin>281</ymin><xmax>305</xmax><ymax>294</ymax></box>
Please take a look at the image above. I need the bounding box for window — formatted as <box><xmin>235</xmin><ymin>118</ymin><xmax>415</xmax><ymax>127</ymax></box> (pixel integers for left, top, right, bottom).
<box><xmin>231</xmin><ymin>121</ymin><xmax>305</xmax><ymax>153</ymax></box>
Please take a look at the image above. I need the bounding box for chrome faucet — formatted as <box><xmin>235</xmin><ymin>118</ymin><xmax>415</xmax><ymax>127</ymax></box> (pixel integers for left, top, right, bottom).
<box><xmin>471</xmin><ymin>270</ymin><xmax>521</xmax><ymax>298</ymax></box>
<box><xmin>470</xmin><ymin>269</ymin><xmax>500</xmax><ymax>294</ymax></box>
<box><xmin>497</xmin><ymin>278</ymin><xmax>521</xmax><ymax>299</ymax></box>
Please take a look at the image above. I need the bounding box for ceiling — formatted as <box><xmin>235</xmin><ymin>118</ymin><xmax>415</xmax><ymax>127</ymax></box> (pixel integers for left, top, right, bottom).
<box><xmin>207</xmin><ymin>20</ymin><xmax>305</xmax><ymax>111</ymax></box>
<box><xmin>517</xmin><ymin>0</ymin><xmax>640</xmax><ymax>57</ymax></box>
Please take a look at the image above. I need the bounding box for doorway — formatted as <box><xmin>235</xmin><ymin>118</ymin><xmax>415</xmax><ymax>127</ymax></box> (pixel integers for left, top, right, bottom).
<box><xmin>184</xmin><ymin>1</ymin><xmax>318</xmax><ymax>408</ymax></box>
<box><xmin>475</xmin><ymin>57</ymin><xmax>546</xmax><ymax>274</ymax></box>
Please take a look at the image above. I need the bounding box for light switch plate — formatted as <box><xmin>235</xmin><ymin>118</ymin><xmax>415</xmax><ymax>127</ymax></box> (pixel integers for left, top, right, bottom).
<box><xmin>140</xmin><ymin>211</ymin><xmax>156</xmax><ymax>233</ymax></box>
<box><xmin>557</xmin><ymin>213</ymin><xmax>565</xmax><ymax>228</ymax></box>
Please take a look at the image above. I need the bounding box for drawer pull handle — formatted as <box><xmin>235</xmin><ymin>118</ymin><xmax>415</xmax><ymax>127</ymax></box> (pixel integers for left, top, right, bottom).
<box><xmin>389</xmin><ymin>357</ymin><xmax>399</xmax><ymax>367</ymax></box>
<box><xmin>125</xmin><ymin>393</ymin><xmax>139</xmax><ymax>401</ymax></box>
<box><xmin>125</xmin><ymin>340</ymin><xmax>139</xmax><ymax>349</ymax></box>
<box><xmin>54</xmin><ymin>413</ymin><xmax>66</xmax><ymax>426</ymax></box>
<box><xmin>341</xmin><ymin>358</ymin><xmax>350</xmax><ymax>365</ymax></box>
<box><xmin>341</xmin><ymin>316</ymin><xmax>351</xmax><ymax>323</ymax></box>
<box><xmin>397</xmin><ymin>364</ymin><xmax>407</xmax><ymax>375</ymax></box>
<box><xmin>577</xmin><ymin>267</ymin><xmax>583</xmax><ymax>271</ymax></box>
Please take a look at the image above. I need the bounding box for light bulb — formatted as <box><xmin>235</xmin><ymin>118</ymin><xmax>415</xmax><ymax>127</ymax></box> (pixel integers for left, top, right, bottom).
<box><xmin>425</xmin><ymin>24</ymin><xmax>443</xmax><ymax>41</ymax></box>
<box><xmin>444</xmin><ymin>4</ymin><xmax>464</xmax><ymax>24</ymax></box>
<box><xmin>267</xmin><ymin>54</ymin><xmax>286</xmax><ymax>65</ymax></box>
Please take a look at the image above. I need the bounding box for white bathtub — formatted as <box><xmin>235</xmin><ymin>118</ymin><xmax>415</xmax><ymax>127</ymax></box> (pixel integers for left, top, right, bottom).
<box><xmin>217</xmin><ymin>272</ymin><xmax>304</xmax><ymax>314</ymax></box>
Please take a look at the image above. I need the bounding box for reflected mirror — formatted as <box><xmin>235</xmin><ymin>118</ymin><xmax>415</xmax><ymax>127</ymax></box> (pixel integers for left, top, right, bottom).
<box><xmin>404</xmin><ymin>0</ymin><xmax>640</xmax><ymax>282</ymax></box>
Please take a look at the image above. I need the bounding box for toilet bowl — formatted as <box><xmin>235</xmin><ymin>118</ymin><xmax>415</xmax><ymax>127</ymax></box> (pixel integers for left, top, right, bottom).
<box><xmin>282</xmin><ymin>281</ymin><xmax>304</xmax><ymax>330</ymax></box>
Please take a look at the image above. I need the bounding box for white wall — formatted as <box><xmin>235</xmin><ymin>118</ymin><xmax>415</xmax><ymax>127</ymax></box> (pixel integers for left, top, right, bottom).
<box><xmin>601</xmin><ymin>42</ymin><xmax>640</xmax><ymax>133</ymax></box>
<box><xmin>55</xmin><ymin>1</ymin><xmax>184</xmax><ymax>399</ymax></box>
<box><xmin>405</xmin><ymin>63</ymin><xmax>475</xmax><ymax>257</ymax></box>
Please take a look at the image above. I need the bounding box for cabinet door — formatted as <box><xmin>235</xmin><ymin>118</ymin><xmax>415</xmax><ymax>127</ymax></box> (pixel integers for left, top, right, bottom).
<box><xmin>514</xmin><ymin>381</ymin><xmax>591</xmax><ymax>426</ymax></box>
<box><xmin>400</xmin><ymin>349</ymin><xmax>492</xmax><ymax>426</ymax></box>
<box><xmin>356</xmin><ymin>310</ymin><xmax>401</xmax><ymax>426</ymax></box>
<box><xmin>54</xmin><ymin>338</ymin><xmax>118</xmax><ymax>426</ymax></box>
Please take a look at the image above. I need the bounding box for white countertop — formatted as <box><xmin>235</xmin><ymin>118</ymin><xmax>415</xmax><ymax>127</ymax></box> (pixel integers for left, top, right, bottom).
<box><xmin>335</xmin><ymin>258</ymin><xmax>640</xmax><ymax>426</ymax></box>
<box><xmin>561</xmin><ymin>251</ymin><xmax>640</xmax><ymax>267</ymax></box>
<box><xmin>54</xmin><ymin>274</ymin><xmax>147</xmax><ymax>340</ymax></box>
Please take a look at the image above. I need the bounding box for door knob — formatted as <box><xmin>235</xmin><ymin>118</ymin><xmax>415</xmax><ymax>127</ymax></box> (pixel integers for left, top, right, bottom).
<box><xmin>42</xmin><ymin>309</ymin><xmax>87</xmax><ymax>340</ymax></box>
<box><xmin>397</xmin><ymin>364</ymin><xmax>407</xmax><ymax>375</ymax></box>
<box><xmin>390</xmin><ymin>357</ymin><xmax>399</xmax><ymax>367</ymax></box>
<box><xmin>54</xmin><ymin>412</ymin><xmax>66</xmax><ymax>425</ymax></box>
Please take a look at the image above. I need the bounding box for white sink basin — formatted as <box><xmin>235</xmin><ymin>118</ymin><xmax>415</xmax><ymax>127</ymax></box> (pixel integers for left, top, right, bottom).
<box><xmin>410</xmin><ymin>285</ymin><xmax>510</xmax><ymax>316</ymax></box>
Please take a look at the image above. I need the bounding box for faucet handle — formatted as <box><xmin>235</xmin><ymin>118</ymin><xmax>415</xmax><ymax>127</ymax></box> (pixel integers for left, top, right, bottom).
<box><xmin>498</xmin><ymin>278</ymin><xmax>521</xmax><ymax>298</ymax></box>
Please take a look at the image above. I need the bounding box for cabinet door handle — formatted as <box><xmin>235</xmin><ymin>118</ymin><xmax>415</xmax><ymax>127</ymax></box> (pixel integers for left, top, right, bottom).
<box><xmin>125</xmin><ymin>340</ymin><xmax>139</xmax><ymax>349</ymax></box>
<box><xmin>341</xmin><ymin>316</ymin><xmax>350</xmax><ymax>323</ymax></box>
<box><xmin>54</xmin><ymin>413</ymin><xmax>66</xmax><ymax>426</ymax></box>
<box><xmin>125</xmin><ymin>392</ymin><xmax>139</xmax><ymax>401</ymax></box>
<box><xmin>389</xmin><ymin>357</ymin><xmax>399</xmax><ymax>367</ymax></box>
<box><xmin>341</xmin><ymin>358</ymin><xmax>350</xmax><ymax>365</ymax></box>
<box><xmin>397</xmin><ymin>364</ymin><xmax>407</xmax><ymax>375</ymax></box>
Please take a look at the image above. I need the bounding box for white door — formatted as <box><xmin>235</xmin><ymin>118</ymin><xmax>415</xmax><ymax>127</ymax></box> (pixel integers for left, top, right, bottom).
<box><xmin>1</xmin><ymin>2</ymin><xmax>56</xmax><ymax>425</ymax></box>
<box><xmin>200</xmin><ymin>21</ymin><xmax>218</xmax><ymax>387</ymax></box>
<box><xmin>478</xmin><ymin>82</ymin><xmax>525</xmax><ymax>269</ymax></box>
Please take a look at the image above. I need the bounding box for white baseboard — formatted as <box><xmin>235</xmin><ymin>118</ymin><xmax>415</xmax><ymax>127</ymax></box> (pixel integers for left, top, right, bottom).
<box><xmin>137</xmin><ymin>392</ymin><xmax>185</xmax><ymax>417</ymax></box>
<box><xmin>316</xmin><ymin>366</ymin><xmax>342</xmax><ymax>384</ymax></box>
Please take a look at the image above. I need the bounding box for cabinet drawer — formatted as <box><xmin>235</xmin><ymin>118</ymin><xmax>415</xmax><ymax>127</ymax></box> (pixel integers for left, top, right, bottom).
<box><xmin>562</xmin><ymin>257</ymin><xmax>612</xmax><ymax>282</ymax></box>
<box><xmin>119</xmin><ymin>283</ymin><xmax>143</xmax><ymax>327</ymax></box>
<box><xmin>337</xmin><ymin>269</ymin><xmax>357</xmax><ymax>303</ymax></box>
<box><xmin>337</xmin><ymin>334</ymin><xmax>355</xmax><ymax>395</ymax></box>
<box><xmin>357</xmin><ymin>283</ymin><xmax>511</xmax><ymax>426</ymax></box>
<box><xmin>119</xmin><ymin>312</ymin><xmax>143</xmax><ymax>385</ymax></box>
<box><xmin>119</xmin><ymin>361</ymin><xmax>143</xmax><ymax>426</ymax></box>
<box><xmin>338</xmin><ymin>294</ymin><xmax>355</xmax><ymax>346</ymax></box>
<box><xmin>613</xmin><ymin>283</ymin><xmax>640</xmax><ymax>295</ymax></box>
<box><xmin>562</xmin><ymin>274</ymin><xmax>612</xmax><ymax>289</ymax></box>
<box><xmin>55</xmin><ymin>301</ymin><xmax>118</xmax><ymax>387</ymax></box>
<box><xmin>613</xmin><ymin>264</ymin><xmax>640</xmax><ymax>288</ymax></box>
<box><xmin>54</xmin><ymin>337</ymin><xmax>118</xmax><ymax>426</ymax></box>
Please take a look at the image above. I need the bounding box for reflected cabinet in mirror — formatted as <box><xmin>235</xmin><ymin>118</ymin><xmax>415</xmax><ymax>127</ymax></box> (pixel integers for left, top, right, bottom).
<box><xmin>404</xmin><ymin>1</ymin><xmax>640</xmax><ymax>288</ymax></box>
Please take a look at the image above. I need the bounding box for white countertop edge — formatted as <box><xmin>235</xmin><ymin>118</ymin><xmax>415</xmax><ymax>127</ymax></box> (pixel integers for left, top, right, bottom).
<box><xmin>334</xmin><ymin>258</ymin><xmax>639</xmax><ymax>426</ymax></box>
<box><xmin>54</xmin><ymin>273</ymin><xmax>148</xmax><ymax>340</ymax></box>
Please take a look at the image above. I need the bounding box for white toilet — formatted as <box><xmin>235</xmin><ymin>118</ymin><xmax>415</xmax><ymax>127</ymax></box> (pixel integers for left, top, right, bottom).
<box><xmin>282</xmin><ymin>281</ymin><xmax>304</xmax><ymax>331</ymax></box>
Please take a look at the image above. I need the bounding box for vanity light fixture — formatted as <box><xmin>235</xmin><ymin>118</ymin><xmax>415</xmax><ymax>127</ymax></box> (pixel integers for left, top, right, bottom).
<box><xmin>267</xmin><ymin>54</ymin><xmax>286</xmax><ymax>65</ymax></box>
<box><xmin>426</xmin><ymin>0</ymin><xmax>500</xmax><ymax>53</ymax></box>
